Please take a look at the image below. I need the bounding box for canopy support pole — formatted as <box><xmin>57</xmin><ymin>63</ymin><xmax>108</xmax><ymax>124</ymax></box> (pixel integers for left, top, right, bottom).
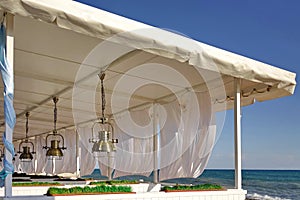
<box><xmin>153</xmin><ymin>104</ymin><xmax>159</xmax><ymax>183</ymax></box>
<box><xmin>234</xmin><ymin>78</ymin><xmax>242</xmax><ymax>189</ymax></box>
<box><xmin>76</xmin><ymin>129</ymin><xmax>80</xmax><ymax>178</ymax></box>
<box><xmin>34</xmin><ymin>136</ymin><xmax>38</xmax><ymax>174</ymax></box>
<box><xmin>4</xmin><ymin>13</ymin><xmax>14</xmax><ymax>198</ymax></box>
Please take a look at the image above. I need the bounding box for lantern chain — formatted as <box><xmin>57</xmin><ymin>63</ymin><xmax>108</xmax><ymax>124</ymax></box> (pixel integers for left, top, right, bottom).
<box><xmin>99</xmin><ymin>72</ymin><xmax>106</xmax><ymax>119</ymax></box>
<box><xmin>25</xmin><ymin>111</ymin><xmax>29</xmax><ymax>139</ymax></box>
<box><xmin>53</xmin><ymin>97</ymin><xmax>59</xmax><ymax>133</ymax></box>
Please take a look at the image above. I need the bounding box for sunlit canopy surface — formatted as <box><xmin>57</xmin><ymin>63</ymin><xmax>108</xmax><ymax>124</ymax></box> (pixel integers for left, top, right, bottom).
<box><xmin>0</xmin><ymin>0</ymin><xmax>296</xmax><ymax>143</ymax></box>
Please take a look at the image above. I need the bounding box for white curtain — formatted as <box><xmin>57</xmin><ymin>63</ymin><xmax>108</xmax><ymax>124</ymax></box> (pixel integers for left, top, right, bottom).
<box><xmin>112</xmin><ymin>109</ymin><xmax>154</xmax><ymax>177</ymax></box>
<box><xmin>15</xmin><ymin>90</ymin><xmax>216</xmax><ymax>179</ymax></box>
<box><xmin>35</xmin><ymin>135</ymin><xmax>47</xmax><ymax>174</ymax></box>
<box><xmin>77</xmin><ymin>126</ymin><xmax>97</xmax><ymax>176</ymax></box>
<box><xmin>110</xmin><ymin>91</ymin><xmax>216</xmax><ymax>180</ymax></box>
<box><xmin>159</xmin><ymin>91</ymin><xmax>216</xmax><ymax>180</ymax></box>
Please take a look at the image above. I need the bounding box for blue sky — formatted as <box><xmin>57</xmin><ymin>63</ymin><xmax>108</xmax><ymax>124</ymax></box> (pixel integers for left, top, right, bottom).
<box><xmin>75</xmin><ymin>0</ymin><xmax>300</xmax><ymax>169</ymax></box>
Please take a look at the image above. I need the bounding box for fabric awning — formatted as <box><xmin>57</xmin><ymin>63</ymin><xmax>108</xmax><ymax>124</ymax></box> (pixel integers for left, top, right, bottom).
<box><xmin>0</xmin><ymin>0</ymin><xmax>296</xmax><ymax>145</ymax></box>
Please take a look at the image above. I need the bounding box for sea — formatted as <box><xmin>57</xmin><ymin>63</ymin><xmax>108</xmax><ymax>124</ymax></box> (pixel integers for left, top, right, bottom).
<box><xmin>83</xmin><ymin>169</ymin><xmax>300</xmax><ymax>200</ymax></box>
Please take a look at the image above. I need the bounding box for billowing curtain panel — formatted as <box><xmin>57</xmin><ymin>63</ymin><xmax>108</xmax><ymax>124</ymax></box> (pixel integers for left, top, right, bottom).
<box><xmin>159</xmin><ymin>91</ymin><xmax>215</xmax><ymax>180</ymax></box>
<box><xmin>159</xmin><ymin>126</ymin><xmax>216</xmax><ymax>180</ymax></box>
<box><xmin>74</xmin><ymin>90</ymin><xmax>215</xmax><ymax>179</ymax></box>
<box><xmin>107</xmin><ymin>107</ymin><xmax>154</xmax><ymax>178</ymax></box>
<box><xmin>35</xmin><ymin>135</ymin><xmax>48</xmax><ymax>174</ymax></box>
<box><xmin>77</xmin><ymin>126</ymin><xmax>97</xmax><ymax>176</ymax></box>
<box><xmin>109</xmin><ymin>91</ymin><xmax>216</xmax><ymax>180</ymax></box>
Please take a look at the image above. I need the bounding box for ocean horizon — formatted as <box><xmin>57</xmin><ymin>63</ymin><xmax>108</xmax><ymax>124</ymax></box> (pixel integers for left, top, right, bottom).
<box><xmin>84</xmin><ymin>169</ymin><xmax>300</xmax><ymax>200</ymax></box>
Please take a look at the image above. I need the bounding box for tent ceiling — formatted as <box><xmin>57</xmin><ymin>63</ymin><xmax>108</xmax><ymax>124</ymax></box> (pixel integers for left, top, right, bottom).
<box><xmin>0</xmin><ymin>1</ymin><xmax>296</xmax><ymax>143</ymax></box>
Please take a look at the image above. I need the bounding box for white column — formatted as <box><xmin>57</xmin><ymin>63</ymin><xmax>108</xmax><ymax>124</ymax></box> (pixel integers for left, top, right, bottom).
<box><xmin>153</xmin><ymin>104</ymin><xmax>159</xmax><ymax>183</ymax></box>
<box><xmin>76</xmin><ymin>129</ymin><xmax>81</xmax><ymax>178</ymax></box>
<box><xmin>234</xmin><ymin>78</ymin><xmax>242</xmax><ymax>189</ymax></box>
<box><xmin>34</xmin><ymin>136</ymin><xmax>38</xmax><ymax>174</ymax></box>
<box><xmin>4</xmin><ymin>13</ymin><xmax>14</xmax><ymax>198</ymax></box>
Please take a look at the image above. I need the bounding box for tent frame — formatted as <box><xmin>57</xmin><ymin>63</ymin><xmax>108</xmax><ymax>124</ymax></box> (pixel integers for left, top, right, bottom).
<box><xmin>1</xmin><ymin>14</ymin><xmax>242</xmax><ymax>196</ymax></box>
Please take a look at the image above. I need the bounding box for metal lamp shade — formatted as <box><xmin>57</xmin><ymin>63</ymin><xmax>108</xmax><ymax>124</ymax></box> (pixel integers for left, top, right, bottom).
<box><xmin>19</xmin><ymin>146</ymin><xmax>33</xmax><ymax>162</ymax></box>
<box><xmin>92</xmin><ymin>131</ymin><xmax>116</xmax><ymax>153</ymax></box>
<box><xmin>46</xmin><ymin>140</ymin><xmax>63</xmax><ymax>160</ymax></box>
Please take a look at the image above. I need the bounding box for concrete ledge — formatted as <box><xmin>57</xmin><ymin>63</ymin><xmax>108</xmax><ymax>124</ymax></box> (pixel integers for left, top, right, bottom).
<box><xmin>0</xmin><ymin>183</ymin><xmax>158</xmax><ymax>196</ymax></box>
<box><xmin>0</xmin><ymin>186</ymin><xmax>50</xmax><ymax>196</ymax></box>
<box><xmin>0</xmin><ymin>185</ymin><xmax>81</xmax><ymax>196</ymax></box>
<box><xmin>0</xmin><ymin>189</ymin><xmax>247</xmax><ymax>200</ymax></box>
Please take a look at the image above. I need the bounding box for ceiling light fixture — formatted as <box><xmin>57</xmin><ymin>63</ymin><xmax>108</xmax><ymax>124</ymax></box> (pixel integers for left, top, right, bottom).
<box><xmin>17</xmin><ymin>112</ymin><xmax>35</xmax><ymax>162</ymax></box>
<box><xmin>89</xmin><ymin>72</ymin><xmax>118</xmax><ymax>156</ymax></box>
<box><xmin>43</xmin><ymin>97</ymin><xmax>67</xmax><ymax>160</ymax></box>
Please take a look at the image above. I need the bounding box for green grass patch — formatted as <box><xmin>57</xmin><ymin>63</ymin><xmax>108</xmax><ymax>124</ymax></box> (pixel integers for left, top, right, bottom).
<box><xmin>89</xmin><ymin>180</ymin><xmax>139</xmax><ymax>185</ymax></box>
<box><xmin>162</xmin><ymin>183</ymin><xmax>223</xmax><ymax>191</ymax></box>
<box><xmin>46</xmin><ymin>185</ymin><xmax>132</xmax><ymax>196</ymax></box>
<box><xmin>13</xmin><ymin>182</ymin><xmax>62</xmax><ymax>187</ymax></box>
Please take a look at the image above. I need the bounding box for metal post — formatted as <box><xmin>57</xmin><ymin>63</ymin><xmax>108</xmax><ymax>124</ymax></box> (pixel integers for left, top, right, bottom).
<box><xmin>153</xmin><ymin>104</ymin><xmax>159</xmax><ymax>183</ymax></box>
<box><xmin>76</xmin><ymin>129</ymin><xmax>80</xmax><ymax>178</ymax></box>
<box><xmin>107</xmin><ymin>119</ymin><xmax>112</xmax><ymax>180</ymax></box>
<box><xmin>234</xmin><ymin>78</ymin><xmax>242</xmax><ymax>189</ymax></box>
<box><xmin>4</xmin><ymin>13</ymin><xmax>14</xmax><ymax>197</ymax></box>
<box><xmin>34</xmin><ymin>136</ymin><xmax>38</xmax><ymax>174</ymax></box>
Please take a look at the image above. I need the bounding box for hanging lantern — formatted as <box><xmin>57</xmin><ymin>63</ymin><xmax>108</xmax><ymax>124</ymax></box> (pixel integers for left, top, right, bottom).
<box><xmin>89</xmin><ymin>72</ymin><xmax>118</xmax><ymax>157</ymax></box>
<box><xmin>17</xmin><ymin>112</ymin><xmax>36</xmax><ymax>162</ymax></box>
<box><xmin>43</xmin><ymin>97</ymin><xmax>67</xmax><ymax>160</ymax></box>
<box><xmin>90</xmin><ymin>118</ymin><xmax>117</xmax><ymax>156</ymax></box>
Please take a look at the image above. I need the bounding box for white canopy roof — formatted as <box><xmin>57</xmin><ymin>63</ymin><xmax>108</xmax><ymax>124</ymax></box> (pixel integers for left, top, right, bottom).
<box><xmin>0</xmin><ymin>0</ymin><xmax>296</xmax><ymax>141</ymax></box>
